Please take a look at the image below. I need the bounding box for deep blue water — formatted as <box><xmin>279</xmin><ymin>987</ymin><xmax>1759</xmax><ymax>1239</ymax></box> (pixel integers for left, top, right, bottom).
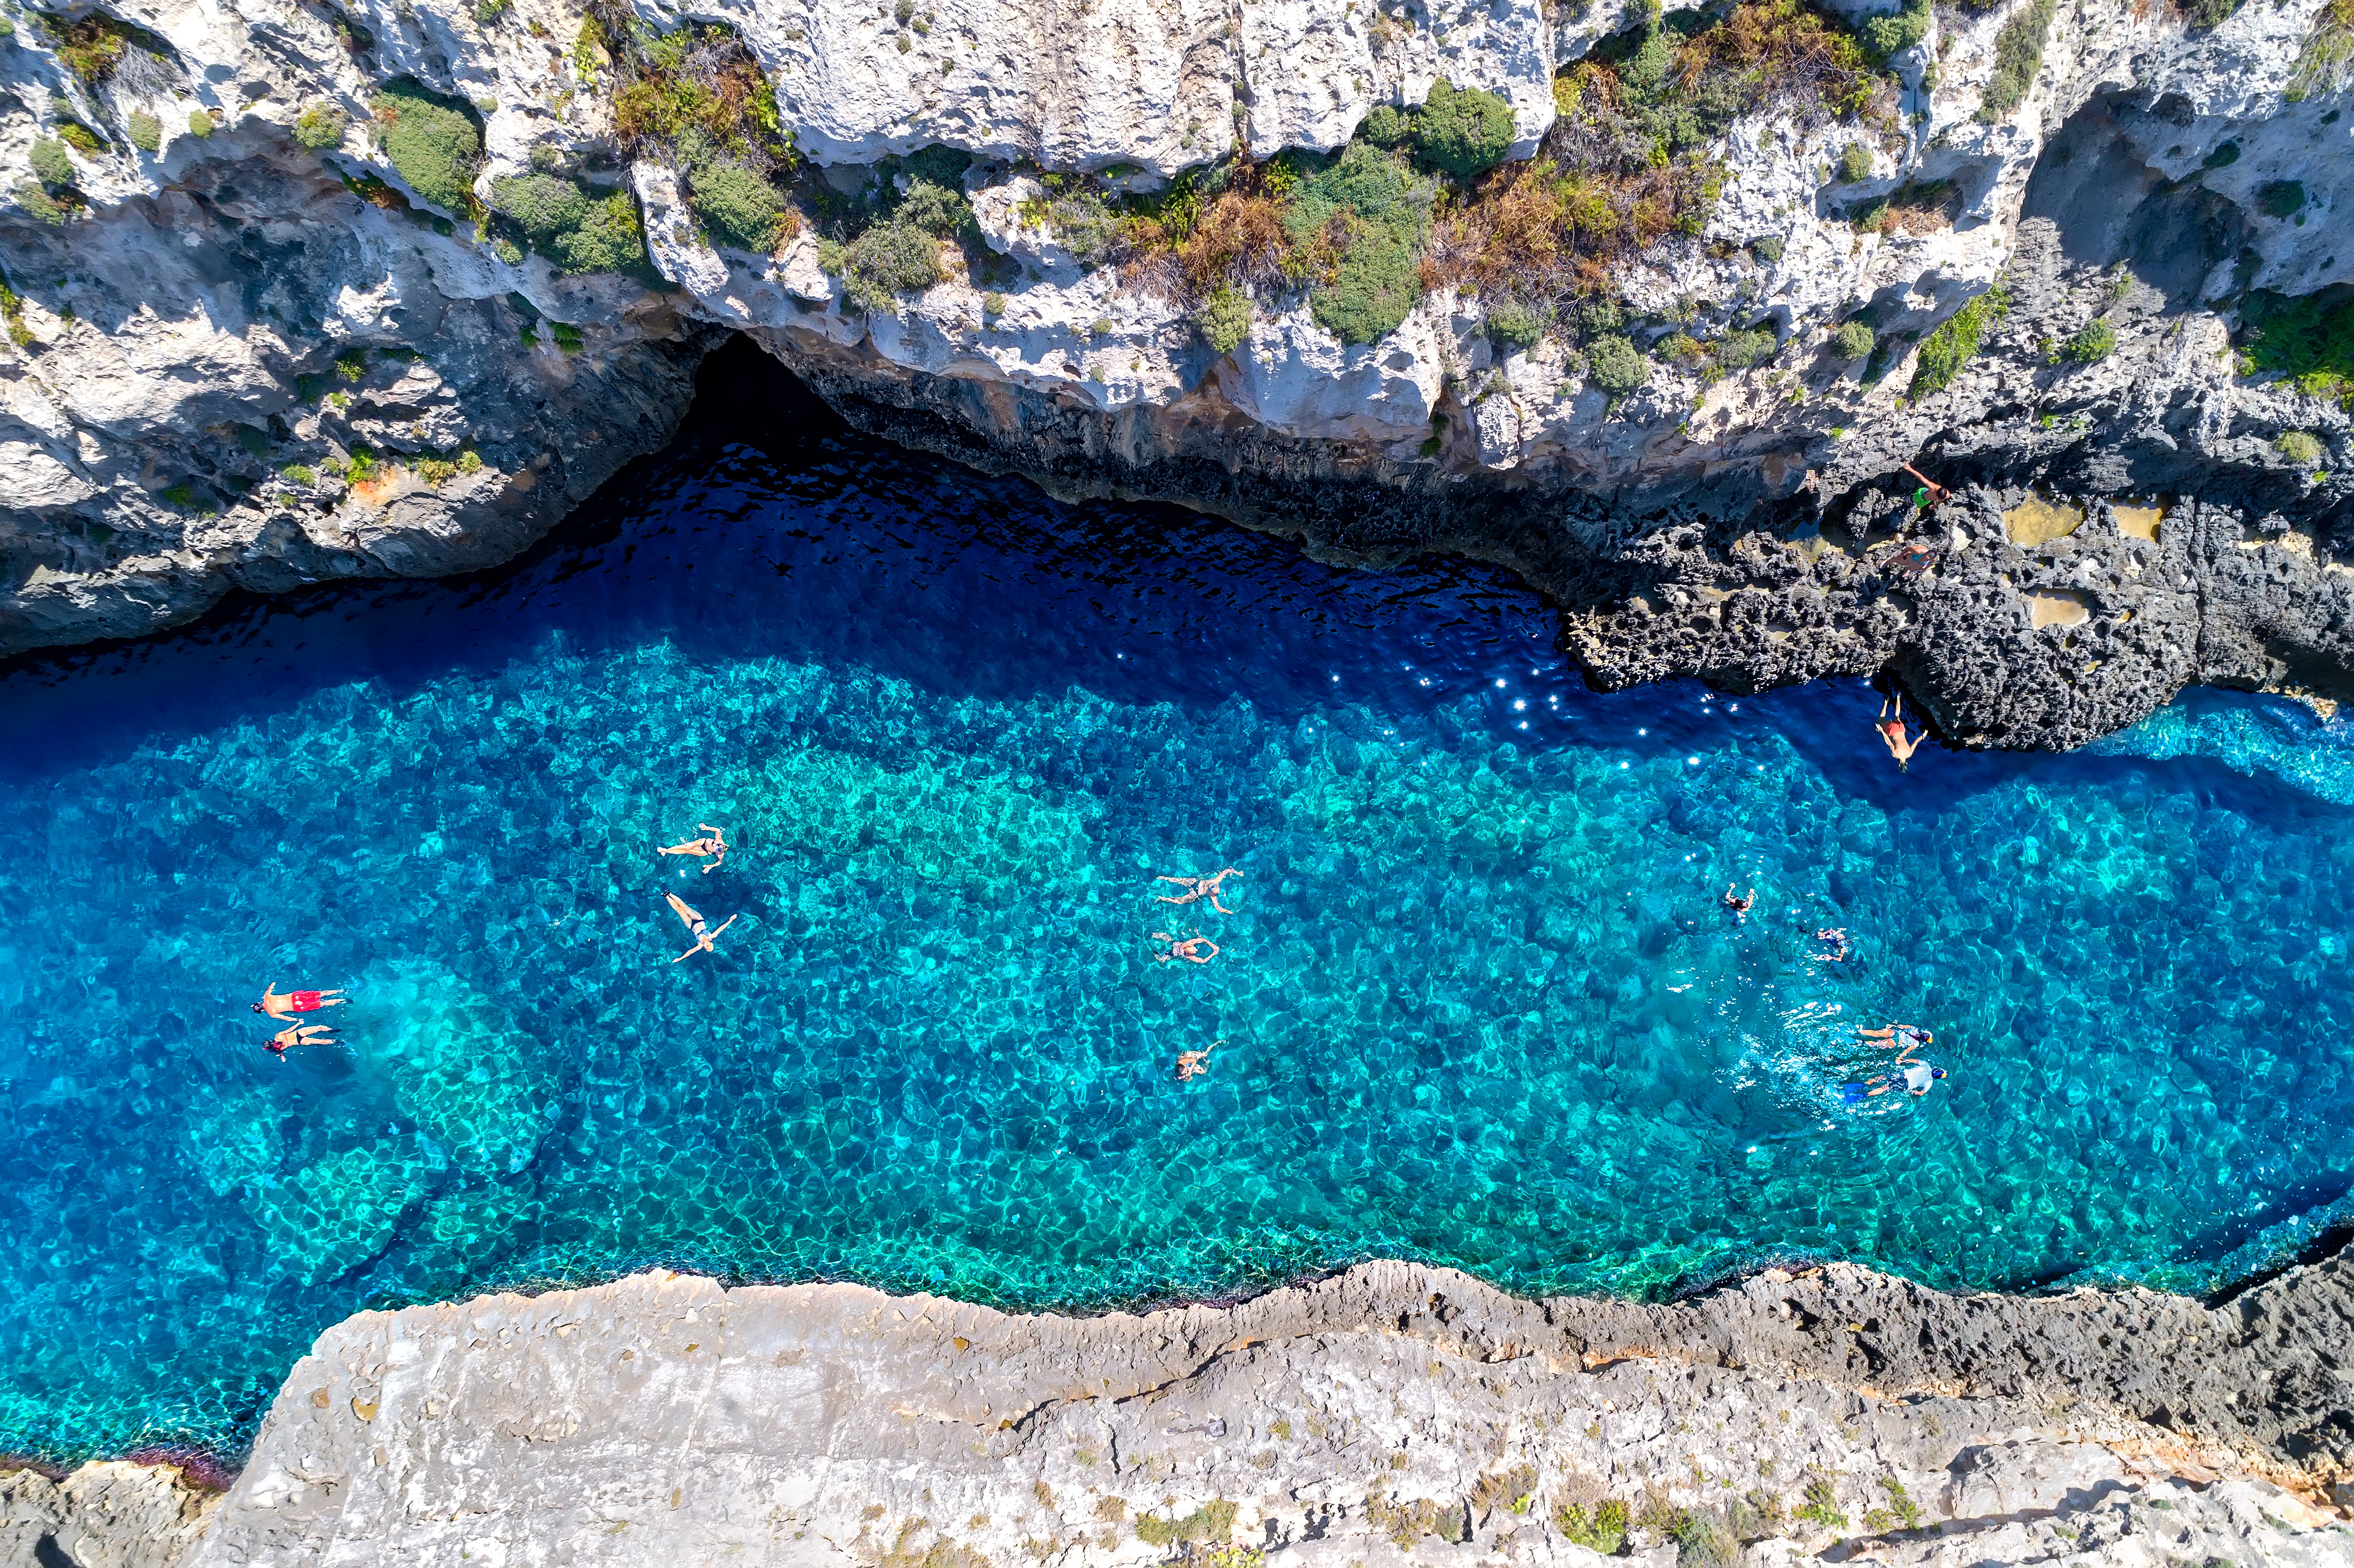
<box><xmin>3</xmin><ymin>349</ymin><xmax>2352</xmax><ymax>1459</ymax></box>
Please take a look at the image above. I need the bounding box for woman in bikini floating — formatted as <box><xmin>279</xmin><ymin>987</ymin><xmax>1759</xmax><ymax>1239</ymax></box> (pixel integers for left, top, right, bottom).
<box><xmin>253</xmin><ymin>984</ymin><xmax>348</xmax><ymax>1020</ymax></box>
<box><xmin>1151</xmin><ymin>931</ymin><xmax>1220</xmax><ymax>964</ymax></box>
<box><xmin>1877</xmin><ymin>692</ymin><xmax>1927</xmax><ymax>772</ymax></box>
<box><xmin>1155</xmin><ymin>867</ymin><xmax>1242</xmax><ymax>914</ymax></box>
<box><xmin>666</xmin><ymin>892</ymin><xmax>738</xmax><ymax>963</ymax></box>
<box><xmin>658</xmin><ymin>824</ymin><xmax>729</xmax><ymax>872</ymax></box>
<box><xmin>264</xmin><ymin>1023</ymin><xmax>339</xmax><ymax>1060</ymax></box>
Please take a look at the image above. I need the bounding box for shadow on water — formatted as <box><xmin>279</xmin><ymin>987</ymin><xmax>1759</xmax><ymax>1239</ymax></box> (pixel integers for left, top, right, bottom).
<box><xmin>3</xmin><ymin>338</ymin><xmax>2339</xmax><ymax>833</ymax></box>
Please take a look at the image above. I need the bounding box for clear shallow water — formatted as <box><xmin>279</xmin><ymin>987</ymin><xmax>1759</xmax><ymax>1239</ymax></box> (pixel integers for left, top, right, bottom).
<box><xmin>3</xmin><ymin>354</ymin><xmax>2353</xmax><ymax>1460</ymax></box>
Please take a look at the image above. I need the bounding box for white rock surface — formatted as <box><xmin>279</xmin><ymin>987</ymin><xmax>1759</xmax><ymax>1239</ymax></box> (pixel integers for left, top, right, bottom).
<box><xmin>48</xmin><ymin>1255</ymin><xmax>2338</xmax><ymax>1567</ymax></box>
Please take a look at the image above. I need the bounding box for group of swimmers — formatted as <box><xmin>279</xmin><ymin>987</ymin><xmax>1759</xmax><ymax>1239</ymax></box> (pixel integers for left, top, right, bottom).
<box><xmin>1722</xmin><ymin>877</ymin><xmax>1943</xmax><ymax>1100</ymax></box>
<box><xmin>1150</xmin><ymin>866</ymin><xmax>1243</xmax><ymax>1080</ymax></box>
<box><xmin>250</xmin><ymin>823</ymin><xmax>738</xmax><ymax>1060</ymax></box>
<box><xmin>658</xmin><ymin>823</ymin><xmax>736</xmax><ymax>962</ymax></box>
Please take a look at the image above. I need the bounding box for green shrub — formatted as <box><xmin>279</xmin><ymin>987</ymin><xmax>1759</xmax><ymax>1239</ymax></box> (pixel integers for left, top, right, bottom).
<box><xmin>1486</xmin><ymin>301</ymin><xmax>1544</xmax><ymax>349</ymax></box>
<box><xmin>475</xmin><ymin>0</ymin><xmax>510</xmax><ymax>21</ymax></box>
<box><xmin>1134</xmin><ymin>1501</ymin><xmax>1237</xmax><ymax>1548</ymax></box>
<box><xmin>1837</xmin><ymin>141</ymin><xmax>1873</xmax><ymax>182</ymax></box>
<box><xmin>1978</xmin><ymin>0</ymin><xmax>2056</xmax><ymax>122</ymax></box>
<box><xmin>293</xmin><ymin>103</ymin><xmax>345</xmax><ymax>150</ymax></box>
<box><xmin>1674</xmin><ymin>1509</ymin><xmax>1741</xmax><ymax>1568</ymax></box>
<box><xmin>369</xmin><ymin>78</ymin><xmax>483</xmax><ymax>212</ymax></box>
<box><xmin>1795</xmin><ymin>1476</ymin><xmax>1848</xmax><ymax>1531</ymax></box>
<box><xmin>333</xmin><ymin>348</ymin><xmax>367</xmax><ymax>381</ymax></box>
<box><xmin>57</xmin><ymin>122</ymin><xmax>105</xmax><ymax>155</ymax></box>
<box><xmin>1715</xmin><ymin>327</ymin><xmax>1776</xmax><ymax>369</ymax></box>
<box><xmin>842</xmin><ymin>222</ymin><xmax>944</xmax><ymax>313</ymax></box>
<box><xmin>344</xmin><ymin>446</ymin><xmax>379</xmax><ymax>483</ymax></box>
<box><xmin>43</xmin><ymin>13</ymin><xmax>133</xmax><ymax>84</ymax></box>
<box><xmin>689</xmin><ymin>162</ymin><xmax>787</xmax><ymax>250</ymax></box>
<box><xmin>489</xmin><ymin>174</ymin><xmax>647</xmax><ymax>273</ymax></box>
<box><xmin>1859</xmin><ymin>0</ymin><xmax>1930</xmax><ymax>57</ymax></box>
<box><xmin>281</xmin><ymin>463</ymin><xmax>318</xmax><ymax>485</ymax></box>
<box><xmin>550</xmin><ymin>321</ymin><xmax>583</xmax><ymax>352</ymax></box>
<box><xmin>1587</xmin><ymin>334</ymin><xmax>1650</xmax><ymax>398</ymax></box>
<box><xmin>1286</xmin><ymin>142</ymin><xmax>1435</xmax><ymax>344</ymax></box>
<box><xmin>2287</xmin><ymin>0</ymin><xmax>2353</xmax><ymax>99</ymax></box>
<box><xmin>490</xmin><ymin>236</ymin><xmax>523</xmax><ymax>264</ymax></box>
<box><xmin>1362</xmin><ymin>103</ymin><xmax>1413</xmax><ymax>146</ymax></box>
<box><xmin>816</xmin><ymin>237</ymin><xmax>845</xmax><ymax>274</ymax></box>
<box><xmin>1412</xmin><ymin>78</ymin><xmax>1515</xmax><ymax>180</ymax></box>
<box><xmin>981</xmin><ymin>290</ymin><xmax>1007</xmax><ymax>317</ymax></box>
<box><xmin>2278</xmin><ymin>429</ymin><xmax>2326</xmax><ymax>465</ymax></box>
<box><xmin>1910</xmin><ymin>285</ymin><xmax>2007</xmax><ymax>396</ymax></box>
<box><xmin>1044</xmin><ymin>186</ymin><xmax>1118</xmax><ymax>266</ymax></box>
<box><xmin>1749</xmin><ymin>234</ymin><xmax>1785</xmax><ymax>263</ymax></box>
<box><xmin>187</xmin><ymin>109</ymin><xmax>214</xmax><ymax>138</ymax></box>
<box><xmin>29</xmin><ymin>138</ymin><xmax>73</xmax><ymax>187</ymax></box>
<box><xmin>2235</xmin><ymin>285</ymin><xmax>2354</xmax><ymax>403</ymax></box>
<box><xmin>1556</xmin><ymin>1500</ymin><xmax>1628</xmax><ymax>1554</ymax></box>
<box><xmin>1655</xmin><ymin>331</ymin><xmax>1705</xmax><ymax>365</ymax></box>
<box><xmin>127</xmin><ymin>111</ymin><xmax>161</xmax><ymax>153</ymax></box>
<box><xmin>2256</xmin><ymin>179</ymin><xmax>2306</xmax><ymax>219</ymax></box>
<box><xmin>2063</xmin><ymin>318</ymin><xmax>2117</xmax><ymax>362</ymax></box>
<box><xmin>2186</xmin><ymin>0</ymin><xmax>2240</xmax><ymax>27</ymax></box>
<box><xmin>1192</xmin><ymin>287</ymin><xmax>1255</xmax><ymax>353</ymax></box>
<box><xmin>1832</xmin><ymin>320</ymin><xmax>1876</xmax><ymax>359</ymax></box>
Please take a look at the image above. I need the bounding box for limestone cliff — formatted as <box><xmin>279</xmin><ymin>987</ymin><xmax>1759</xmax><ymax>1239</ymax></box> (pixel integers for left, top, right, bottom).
<box><xmin>0</xmin><ymin>0</ymin><xmax>2350</xmax><ymax>745</ymax></box>
<box><xmin>8</xmin><ymin>1250</ymin><xmax>2354</xmax><ymax>1566</ymax></box>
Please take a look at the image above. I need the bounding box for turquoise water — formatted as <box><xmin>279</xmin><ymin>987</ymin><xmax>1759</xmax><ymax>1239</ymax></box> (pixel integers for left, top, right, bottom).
<box><xmin>2</xmin><ymin>354</ymin><xmax>2352</xmax><ymax>1460</ymax></box>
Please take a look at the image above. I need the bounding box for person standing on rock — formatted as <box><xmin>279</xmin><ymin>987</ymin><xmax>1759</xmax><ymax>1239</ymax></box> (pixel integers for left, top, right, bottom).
<box><xmin>1901</xmin><ymin>463</ymin><xmax>1950</xmax><ymax>509</ymax></box>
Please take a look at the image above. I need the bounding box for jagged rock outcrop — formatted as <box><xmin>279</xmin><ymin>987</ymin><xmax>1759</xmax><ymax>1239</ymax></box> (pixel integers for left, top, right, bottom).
<box><xmin>13</xmin><ymin>1249</ymin><xmax>2353</xmax><ymax>1566</ymax></box>
<box><xmin>0</xmin><ymin>0</ymin><xmax>2348</xmax><ymax>748</ymax></box>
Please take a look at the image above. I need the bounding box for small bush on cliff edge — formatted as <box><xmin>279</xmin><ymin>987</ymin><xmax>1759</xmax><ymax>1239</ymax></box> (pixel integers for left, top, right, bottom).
<box><xmin>1909</xmin><ymin>284</ymin><xmax>2008</xmax><ymax>397</ymax></box>
<box><xmin>370</xmin><ymin>78</ymin><xmax>483</xmax><ymax>213</ymax></box>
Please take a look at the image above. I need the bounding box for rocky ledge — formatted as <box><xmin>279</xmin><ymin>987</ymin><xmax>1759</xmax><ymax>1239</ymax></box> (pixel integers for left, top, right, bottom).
<box><xmin>6</xmin><ymin>1247</ymin><xmax>2352</xmax><ymax>1567</ymax></box>
<box><xmin>2</xmin><ymin>0</ymin><xmax>2353</xmax><ymax>744</ymax></box>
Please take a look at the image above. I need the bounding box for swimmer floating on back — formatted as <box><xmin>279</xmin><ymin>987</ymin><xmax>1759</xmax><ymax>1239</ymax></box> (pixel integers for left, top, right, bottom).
<box><xmin>252</xmin><ymin>984</ymin><xmax>348</xmax><ymax>1020</ymax></box>
<box><xmin>666</xmin><ymin>892</ymin><xmax>738</xmax><ymax>963</ymax></box>
<box><xmin>1177</xmin><ymin>1038</ymin><xmax>1224</xmax><ymax>1082</ymax></box>
<box><xmin>1877</xmin><ymin>692</ymin><xmax>1927</xmax><ymax>772</ymax></box>
<box><xmin>658</xmin><ymin>824</ymin><xmax>730</xmax><ymax>873</ymax></box>
<box><xmin>264</xmin><ymin>1023</ymin><xmax>338</xmax><ymax>1061</ymax></box>
<box><xmin>1155</xmin><ymin>867</ymin><xmax>1243</xmax><ymax>913</ymax></box>
<box><xmin>1723</xmin><ymin>884</ymin><xmax>1755</xmax><ymax>923</ymax></box>
<box><xmin>1151</xmin><ymin>931</ymin><xmax>1220</xmax><ymax>965</ymax></box>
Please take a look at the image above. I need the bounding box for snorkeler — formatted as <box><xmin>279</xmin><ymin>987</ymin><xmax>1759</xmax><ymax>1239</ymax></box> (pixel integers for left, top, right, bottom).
<box><xmin>1723</xmin><ymin>884</ymin><xmax>1755</xmax><ymax>922</ymax></box>
<box><xmin>1151</xmin><ymin>931</ymin><xmax>1220</xmax><ymax>964</ymax></box>
<box><xmin>658</xmin><ymin>824</ymin><xmax>729</xmax><ymax>873</ymax></box>
<box><xmin>263</xmin><ymin>1023</ymin><xmax>338</xmax><ymax>1060</ymax></box>
<box><xmin>1177</xmin><ymin>1038</ymin><xmax>1224</xmax><ymax>1082</ymax></box>
<box><xmin>666</xmin><ymin>892</ymin><xmax>738</xmax><ymax>963</ymax></box>
<box><xmin>1858</xmin><ymin>1022</ymin><xmax>1933</xmax><ymax>1056</ymax></box>
<box><xmin>1815</xmin><ymin>927</ymin><xmax>1851</xmax><ymax>962</ymax></box>
<box><xmin>1877</xmin><ymin>692</ymin><xmax>1927</xmax><ymax>772</ymax></box>
<box><xmin>1847</xmin><ymin>1061</ymin><xmax>1947</xmax><ymax>1100</ymax></box>
<box><xmin>253</xmin><ymin>984</ymin><xmax>348</xmax><ymax>1020</ymax></box>
<box><xmin>1155</xmin><ymin>867</ymin><xmax>1243</xmax><ymax>913</ymax></box>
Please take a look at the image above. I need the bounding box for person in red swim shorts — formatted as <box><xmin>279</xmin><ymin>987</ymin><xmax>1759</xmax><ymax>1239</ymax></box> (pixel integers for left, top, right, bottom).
<box><xmin>253</xmin><ymin>983</ymin><xmax>349</xmax><ymax>1020</ymax></box>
